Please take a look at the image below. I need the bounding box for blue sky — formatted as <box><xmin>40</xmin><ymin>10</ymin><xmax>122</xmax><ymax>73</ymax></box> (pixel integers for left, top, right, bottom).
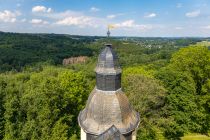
<box><xmin>0</xmin><ymin>0</ymin><xmax>210</xmax><ymax>37</ymax></box>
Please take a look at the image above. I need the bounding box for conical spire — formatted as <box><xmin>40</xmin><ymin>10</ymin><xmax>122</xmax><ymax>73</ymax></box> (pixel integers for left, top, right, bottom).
<box><xmin>78</xmin><ymin>30</ymin><xmax>140</xmax><ymax>140</ymax></box>
<box><xmin>95</xmin><ymin>44</ymin><xmax>121</xmax><ymax>74</ymax></box>
<box><xmin>95</xmin><ymin>44</ymin><xmax>121</xmax><ymax>91</ymax></box>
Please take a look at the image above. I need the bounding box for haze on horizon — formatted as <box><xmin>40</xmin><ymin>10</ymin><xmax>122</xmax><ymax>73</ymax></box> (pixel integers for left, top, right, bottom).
<box><xmin>0</xmin><ymin>0</ymin><xmax>210</xmax><ymax>37</ymax></box>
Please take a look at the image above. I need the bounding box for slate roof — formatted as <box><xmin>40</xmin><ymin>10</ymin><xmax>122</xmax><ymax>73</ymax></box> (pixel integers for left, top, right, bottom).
<box><xmin>78</xmin><ymin>44</ymin><xmax>140</xmax><ymax>136</ymax></box>
<box><xmin>95</xmin><ymin>44</ymin><xmax>121</xmax><ymax>74</ymax></box>
<box><xmin>95</xmin><ymin>125</ymin><xmax>126</xmax><ymax>140</ymax></box>
<box><xmin>78</xmin><ymin>88</ymin><xmax>140</xmax><ymax>135</ymax></box>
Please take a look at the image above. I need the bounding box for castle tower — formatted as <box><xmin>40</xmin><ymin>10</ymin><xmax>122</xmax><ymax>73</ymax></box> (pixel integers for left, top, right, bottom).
<box><xmin>78</xmin><ymin>31</ymin><xmax>140</xmax><ymax>140</ymax></box>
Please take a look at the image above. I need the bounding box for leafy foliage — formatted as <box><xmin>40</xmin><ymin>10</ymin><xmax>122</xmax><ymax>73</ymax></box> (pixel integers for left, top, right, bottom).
<box><xmin>0</xmin><ymin>33</ymin><xmax>93</xmax><ymax>72</ymax></box>
<box><xmin>170</xmin><ymin>45</ymin><xmax>210</xmax><ymax>94</ymax></box>
<box><xmin>0</xmin><ymin>33</ymin><xmax>209</xmax><ymax>140</ymax></box>
<box><xmin>123</xmin><ymin>75</ymin><xmax>166</xmax><ymax>140</ymax></box>
<box><xmin>0</xmin><ymin>77</ymin><xmax>6</xmax><ymax>139</ymax></box>
<box><xmin>0</xmin><ymin>66</ymin><xmax>92</xmax><ymax>140</ymax></box>
<box><xmin>156</xmin><ymin>45</ymin><xmax>210</xmax><ymax>139</ymax></box>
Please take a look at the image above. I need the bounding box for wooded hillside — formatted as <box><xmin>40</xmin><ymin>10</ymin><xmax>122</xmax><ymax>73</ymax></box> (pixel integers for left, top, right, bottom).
<box><xmin>0</xmin><ymin>32</ymin><xmax>209</xmax><ymax>140</ymax></box>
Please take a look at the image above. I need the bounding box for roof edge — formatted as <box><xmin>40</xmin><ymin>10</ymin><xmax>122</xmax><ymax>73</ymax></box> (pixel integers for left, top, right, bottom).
<box><xmin>78</xmin><ymin>110</ymin><xmax>140</xmax><ymax>135</ymax></box>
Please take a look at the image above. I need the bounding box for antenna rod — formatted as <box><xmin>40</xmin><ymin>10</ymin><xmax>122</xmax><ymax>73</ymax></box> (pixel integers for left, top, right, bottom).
<box><xmin>107</xmin><ymin>27</ymin><xmax>110</xmax><ymax>38</ymax></box>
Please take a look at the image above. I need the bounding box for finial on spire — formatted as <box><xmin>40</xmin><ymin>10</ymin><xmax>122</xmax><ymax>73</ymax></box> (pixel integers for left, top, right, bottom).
<box><xmin>107</xmin><ymin>24</ymin><xmax>115</xmax><ymax>37</ymax></box>
<box><xmin>107</xmin><ymin>28</ymin><xmax>110</xmax><ymax>37</ymax></box>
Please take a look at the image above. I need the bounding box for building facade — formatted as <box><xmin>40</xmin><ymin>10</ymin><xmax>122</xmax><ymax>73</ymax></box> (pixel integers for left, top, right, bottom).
<box><xmin>78</xmin><ymin>44</ymin><xmax>140</xmax><ymax>140</ymax></box>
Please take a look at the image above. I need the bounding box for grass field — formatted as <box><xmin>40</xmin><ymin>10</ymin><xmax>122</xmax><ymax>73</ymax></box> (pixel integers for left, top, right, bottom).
<box><xmin>181</xmin><ymin>134</ymin><xmax>210</xmax><ymax>140</ymax></box>
<box><xmin>196</xmin><ymin>41</ymin><xmax>210</xmax><ymax>46</ymax></box>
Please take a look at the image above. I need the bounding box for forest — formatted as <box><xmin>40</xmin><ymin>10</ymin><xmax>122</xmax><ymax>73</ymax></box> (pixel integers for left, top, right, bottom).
<box><xmin>0</xmin><ymin>32</ymin><xmax>210</xmax><ymax>140</ymax></box>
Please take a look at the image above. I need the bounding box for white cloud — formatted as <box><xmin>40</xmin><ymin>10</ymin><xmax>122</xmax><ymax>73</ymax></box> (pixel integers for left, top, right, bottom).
<box><xmin>90</xmin><ymin>7</ymin><xmax>100</xmax><ymax>12</ymax></box>
<box><xmin>30</xmin><ymin>19</ymin><xmax>49</xmax><ymax>25</ymax></box>
<box><xmin>32</xmin><ymin>6</ymin><xmax>52</xmax><ymax>13</ymax></box>
<box><xmin>114</xmin><ymin>20</ymin><xmax>152</xmax><ymax>30</ymax></box>
<box><xmin>35</xmin><ymin>9</ymin><xmax>104</xmax><ymax>28</ymax></box>
<box><xmin>175</xmin><ymin>27</ymin><xmax>183</xmax><ymax>30</ymax></box>
<box><xmin>47</xmin><ymin>8</ymin><xmax>52</xmax><ymax>13</ymax></box>
<box><xmin>176</xmin><ymin>3</ymin><xmax>182</xmax><ymax>8</ymax></box>
<box><xmin>107</xmin><ymin>13</ymin><xmax>124</xmax><ymax>19</ymax></box>
<box><xmin>0</xmin><ymin>10</ymin><xmax>21</xmax><ymax>23</ymax></box>
<box><xmin>186</xmin><ymin>10</ymin><xmax>200</xmax><ymax>18</ymax></box>
<box><xmin>21</xmin><ymin>18</ymin><xmax>26</xmax><ymax>22</ymax></box>
<box><xmin>37</xmin><ymin>10</ymin><xmax>83</xmax><ymax>20</ymax></box>
<box><xmin>107</xmin><ymin>15</ymin><xmax>116</xmax><ymax>19</ymax></box>
<box><xmin>115</xmin><ymin>20</ymin><xmax>135</xmax><ymax>28</ymax></box>
<box><xmin>145</xmin><ymin>13</ymin><xmax>156</xmax><ymax>18</ymax></box>
<box><xmin>203</xmin><ymin>25</ymin><xmax>210</xmax><ymax>29</ymax></box>
<box><xmin>55</xmin><ymin>16</ymin><xmax>97</xmax><ymax>27</ymax></box>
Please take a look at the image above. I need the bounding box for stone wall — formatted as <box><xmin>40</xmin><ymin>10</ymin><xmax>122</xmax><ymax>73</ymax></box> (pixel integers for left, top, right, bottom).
<box><xmin>63</xmin><ymin>56</ymin><xmax>88</xmax><ymax>65</ymax></box>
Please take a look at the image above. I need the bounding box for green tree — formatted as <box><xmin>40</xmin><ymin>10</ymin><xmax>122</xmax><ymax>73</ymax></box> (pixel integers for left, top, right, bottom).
<box><xmin>0</xmin><ymin>77</ymin><xmax>6</xmax><ymax>140</ymax></box>
<box><xmin>50</xmin><ymin>118</ymin><xmax>69</xmax><ymax>140</ymax></box>
<box><xmin>1</xmin><ymin>66</ymin><xmax>92</xmax><ymax>140</ymax></box>
<box><xmin>170</xmin><ymin>45</ymin><xmax>210</xmax><ymax>95</ymax></box>
<box><xmin>156</xmin><ymin>66</ymin><xmax>210</xmax><ymax>138</ymax></box>
<box><xmin>156</xmin><ymin>68</ymin><xmax>195</xmax><ymax>138</ymax></box>
<box><xmin>123</xmin><ymin>74</ymin><xmax>166</xmax><ymax>140</ymax></box>
<box><xmin>168</xmin><ymin>45</ymin><xmax>210</xmax><ymax>135</ymax></box>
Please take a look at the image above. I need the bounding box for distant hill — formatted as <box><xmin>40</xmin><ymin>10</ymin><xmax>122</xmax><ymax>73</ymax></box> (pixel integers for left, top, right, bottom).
<box><xmin>0</xmin><ymin>32</ymin><xmax>206</xmax><ymax>73</ymax></box>
<box><xmin>0</xmin><ymin>32</ymin><xmax>96</xmax><ymax>72</ymax></box>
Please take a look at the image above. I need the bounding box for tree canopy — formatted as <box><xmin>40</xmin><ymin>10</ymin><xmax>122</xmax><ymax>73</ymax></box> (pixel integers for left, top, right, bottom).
<box><xmin>0</xmin><ymin>66</ymin><xmax>93</xmax><ymax>140</ymax></box>
<box><xmin>0</xmin><ymin>33</ymin><xmax>209</xmax><ymax>140</ymax></box>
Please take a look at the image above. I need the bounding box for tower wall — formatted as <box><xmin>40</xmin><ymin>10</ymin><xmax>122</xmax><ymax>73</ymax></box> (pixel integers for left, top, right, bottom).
<box><xmin>96</xmin><ymin>73</ymin><xmax>121</xmax><ymax>91</ymax></box>
<box><xmin>132</xmin><ymin>130</ymin><xmax>137</xmax><ymax>140</ymax></box>
<box><xmin>81</xmin><ymin>128</ymin><xmax>86</xmax><ymax>140</ymax></box>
